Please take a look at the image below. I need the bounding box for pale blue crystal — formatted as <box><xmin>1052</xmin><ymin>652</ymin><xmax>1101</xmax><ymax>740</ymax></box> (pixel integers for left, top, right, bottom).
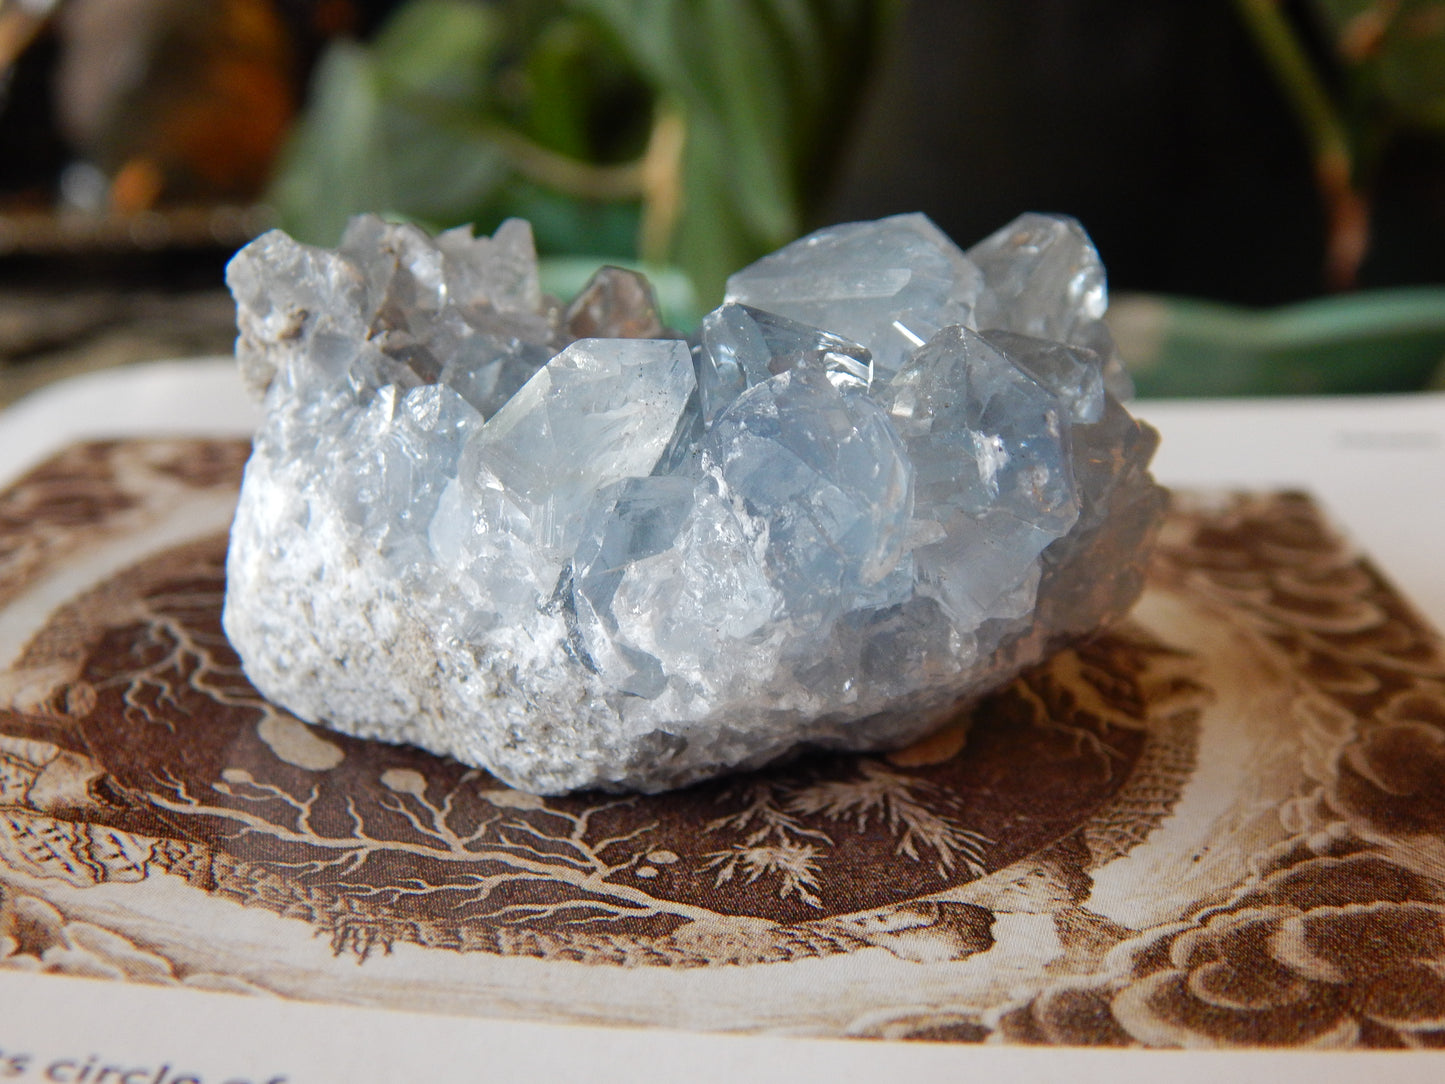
<box><xmin>337</xmin><ymin>382</ymin><xmax>479</xmax><ymax>532</ymax></box>
<box><xmin>968</xmin><ymin>212</ymin><xmax>1134</xmax><ymax>400</ymax></box>
<box><xmin>428</xmin><ymin>474</ymin><xmax>542</xmax><ymax>632</ymax></box>
<box><xmin>654</xmin><ymin>382</ymin><xmax>706</xmax><ymax>475</ymax></box>
<box><xmin>885</xmin><ymin>325</ymin><xmax>1079</xmax><ymax>628</ymax></box>
<box><xmin>723</xmin><ymin>212</ymin><xmax>980</xmax><ymax>376</ymax></box>
<box><xmin>978</xmin><ymin>329</ymin><xmax>1105</xmax><ymax>425</ymax></box>
<box><xmin>339</xmin><ymin>217</ymin><xmax>557</xmax><ymax>412</ymax></box>
<box><xmin>567</xmin><ymin>475</ymin><xmax>699</xmax><ymax>699</ymax></box>
<box><xmin>603</xmin><ymin>480</ymin><xmax>777</xmax><ymax>698</ymax></box>
<box><xmin>435</xmin><ymin>217</ymin><xmax>545</xmax><ymax>316</ymax></box>
<box><xmin>436</xmin><ymin>327</ymin><xmax>554</xmax><ymax>420</ymax></box>
<box><xmin>224</xmin><ymin>210</ymin><xmax>1165</xmax><ymax>795</ymax></box>
<box><xmin>462</xmin><ymin>336</ymin><xmax>694</xmax><ymax>563</ymax></box>
<box><xmin>703</xmin><ymin>364</ymin><xmax>913</xmax><ymax>630</ymax></box>
<box><xmin>340</xmin><ymin>216</ymin><xmax>449</xmax><ymax>334</ymax></box>
<box><xmin>698</xmin><ymin>302</ymin><xmax>872</xmax><ymax>423</ymax></box>
<box><xmin>967</xmin><ymin>212</ymin><xmax>1105</xmax><ymax>343</ymax></box>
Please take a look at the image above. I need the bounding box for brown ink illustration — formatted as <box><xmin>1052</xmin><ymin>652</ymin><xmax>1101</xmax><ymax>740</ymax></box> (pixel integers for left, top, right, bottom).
<box><xmin>1</xmin><ymin>440</ymin><xmax>1443</xmax><ymax>1047</ymax></box>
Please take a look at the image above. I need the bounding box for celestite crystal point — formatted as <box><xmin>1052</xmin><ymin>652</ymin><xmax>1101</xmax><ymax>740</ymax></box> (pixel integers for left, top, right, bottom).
<box><xmin>223</xmin><ymin>212</ymin><xmax>1166</xmax><ymax>794</ymax></box>
<box><xmin>724</xmin><ymin>212</ymin><xmax>980</xmax><ymax>377</ymax></box>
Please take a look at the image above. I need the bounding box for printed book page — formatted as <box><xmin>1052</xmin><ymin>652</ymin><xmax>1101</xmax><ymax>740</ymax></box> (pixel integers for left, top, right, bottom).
<box><xmin>0</xmin><ymin>363</ymin><xmax>1444</xmax><ymax>1083</ymax></box>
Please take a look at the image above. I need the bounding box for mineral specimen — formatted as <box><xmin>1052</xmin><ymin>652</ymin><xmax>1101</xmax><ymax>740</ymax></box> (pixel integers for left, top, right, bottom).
<box><xmin>223</xmin><ymin>212</ymin><xmax>1166</xmax><ymax>794</ymax></box>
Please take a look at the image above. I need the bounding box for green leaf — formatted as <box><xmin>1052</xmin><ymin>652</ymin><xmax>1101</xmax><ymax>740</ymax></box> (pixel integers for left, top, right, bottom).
<box><xmin>525</xmin><ymin>18</ymin><xmax>607</xmax><ymax>160</ymax></box>
<box><xmin>1309</xmin><ymin>0</ymin><xmax>1445</xmax><ymax>131</ymax></box>
<box><xmin>573</xmin><ymin>0</ymin><xmax>899</xmax><ymax>303</ymax></box>
<box><xmin>524</xmin><ymin>16</ymin><xmax>653</xmax><ymax>162</ymax></box>
<box><xmin>268</xmin><ymin>1</ymin><xmax>511</xmax><ymax>245</ymax></box>
<box><xmin>267</xmin><ymin>42</ymin><xmax>390</xmax><ymax>245</ymax></box>
<box><xmin>1115</xmin><ymin>286</ymin><xmax>1445</xmax><ymax>396</ymax></box>
<box><xmin>268</xmin><ymin>0</ymin><xmax>895</xmax><ymax>299</ymax></box>
<box><xmin>371</xmin><ymin>0</ymin><xmax>500</xmax><ymax>103</ymax></box>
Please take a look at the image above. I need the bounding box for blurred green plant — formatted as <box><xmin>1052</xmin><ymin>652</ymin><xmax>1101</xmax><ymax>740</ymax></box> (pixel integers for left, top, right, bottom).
<box><xmin>1113</xmin><ymin>286</ymin><xmax>1445</xmax><ymax>396</ymax></box>
<box><xmin>269</xmin><ymin>0</ymin><xmax>898</xmax><ymax>309</ymax></box>
<box><xmin>1235</xmin><ymin>0</ymin><xmax>1445</xmax><ymax>291</ymax></box>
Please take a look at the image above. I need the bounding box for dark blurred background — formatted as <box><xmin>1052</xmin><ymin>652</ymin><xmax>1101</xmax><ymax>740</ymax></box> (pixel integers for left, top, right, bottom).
<box><xmin>3</xmin><ymin>0</ymin><xmax>1445</xmax><ymax>401</ymax></box>
<box><xmin>828</xmin><ymin>1</ymin><xmax>1445</xmax><ymax>303</ymax></box>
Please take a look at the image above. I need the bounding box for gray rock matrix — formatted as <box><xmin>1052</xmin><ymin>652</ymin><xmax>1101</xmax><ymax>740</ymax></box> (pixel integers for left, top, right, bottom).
<box><xmin>223</xmin><ymin>211</ymin><xmax>1166</xmax><ymax>794</ymax></box>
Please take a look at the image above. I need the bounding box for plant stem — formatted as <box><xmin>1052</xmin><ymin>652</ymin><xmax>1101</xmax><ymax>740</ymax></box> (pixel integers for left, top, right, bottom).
<box><xmin>637</xmin><ymin>105</ymin><xmax>685</xmax><ymax>264</ymax></box>
<box><xmin>480</xmin><ymin>120</ymin><xmax>646</xmax><ymax>201</ymax></box>
<box><xmin>395</xmin><ymin>88</ymin><xmax>648</xmax><ymax>201</ymax></box>
<box><xmin>1233</xmin><ymin>0</ymin><xmax>1371</xmax><ymax>289</ymax></box>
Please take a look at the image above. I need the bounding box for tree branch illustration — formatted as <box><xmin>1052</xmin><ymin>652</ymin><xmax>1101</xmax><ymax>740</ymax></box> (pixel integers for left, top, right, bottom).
<box><xmin>100</xmin><ymin>583</ymin><xmax>280</xmax><ymax>734</ymax></box>
<box><xmin>149</xmin><ymin>770</ymin><xmax>720</xmax><ymax>925</ymax></box>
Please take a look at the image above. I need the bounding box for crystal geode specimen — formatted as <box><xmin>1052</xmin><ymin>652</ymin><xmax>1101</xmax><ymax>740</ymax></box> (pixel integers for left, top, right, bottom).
<box><xmin>223</xmin><ymin>212</ymin><xmax>1166</xmax><ymax>794</ymax></box>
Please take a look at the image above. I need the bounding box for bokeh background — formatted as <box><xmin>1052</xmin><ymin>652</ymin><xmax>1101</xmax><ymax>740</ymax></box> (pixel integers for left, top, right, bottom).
<box><xmin>3</xmin><ymin>0</ymin><xmax>1445</xmax><ymax>401</ymax></box>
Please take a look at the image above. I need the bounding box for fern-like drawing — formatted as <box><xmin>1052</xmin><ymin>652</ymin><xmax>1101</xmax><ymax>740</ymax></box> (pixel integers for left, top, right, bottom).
<box><xmin>701</xmin><ymin>765</ymin><xmax>992</xmax><ymax>910</ymax></box>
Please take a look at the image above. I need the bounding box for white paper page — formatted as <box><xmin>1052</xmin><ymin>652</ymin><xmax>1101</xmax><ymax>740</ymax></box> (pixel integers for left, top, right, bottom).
<box><xmin>1137</xmin><ymin>393</ymin><xmax>1445</xmax><ymax>630</ymax></box>
<box><xmin>0</xmin><ymin>967</ymin><xmax>1439</xmax><ymax>1084</ymax></box>
<box><xmin>0</xmin><ymin>358</ymin><xmax>259</xmax><ymax>490</ymax></box>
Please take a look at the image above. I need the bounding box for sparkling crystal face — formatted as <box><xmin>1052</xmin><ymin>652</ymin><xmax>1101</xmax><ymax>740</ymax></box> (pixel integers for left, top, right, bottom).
<box><xmin>223</xmin><ymin>212</ymin><xmax>1165</xmax><ymax>794</ymax></box>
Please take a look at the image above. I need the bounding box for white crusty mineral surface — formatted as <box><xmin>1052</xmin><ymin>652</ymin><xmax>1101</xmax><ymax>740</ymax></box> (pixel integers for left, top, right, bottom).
<box><xmin>223</xmin><ymin>212</ymin><xmax>1166</xmax><ymax>794</ymax></box>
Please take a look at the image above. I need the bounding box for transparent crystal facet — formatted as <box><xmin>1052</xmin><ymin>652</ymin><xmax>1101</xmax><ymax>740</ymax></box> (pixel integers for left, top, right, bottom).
<box><xmin>703</xmin><ymin>364</ymin><xmax>913</xmax><ymax>630</ymax></box>
<box><xmin>724</xmin><ymin>212</ymin><xmax>981</xmax><ymax>377</ymax></box>
<box><xmin>465</xmin><ymin>336</ymin><xmax>694</xmax><ymax>562</ymax></box>
<box><xmin>698</xmin><ymin>302</ymin><xmax>873</xmax><ymax>425</ymax></box>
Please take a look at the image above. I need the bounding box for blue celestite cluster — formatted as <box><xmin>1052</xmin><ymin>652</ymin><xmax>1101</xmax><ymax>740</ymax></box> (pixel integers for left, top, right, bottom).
<box><xmin>222</xmin><ymin>212</ymin><xmax>1166</xmax><ymax>794</ymax></box>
